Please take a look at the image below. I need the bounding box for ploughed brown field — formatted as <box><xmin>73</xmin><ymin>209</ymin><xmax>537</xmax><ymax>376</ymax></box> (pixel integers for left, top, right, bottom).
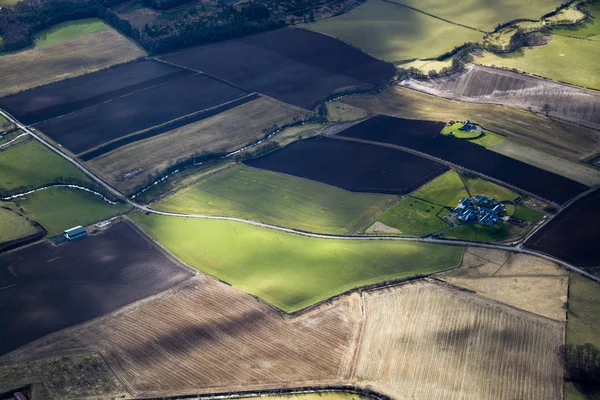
<box><xmin>0</xmin><ymin>220</ymin><xmax>193</xmax><ymax>356</ymax></box>
<box><xmin>402</xmin><ymin>65</ymin><xmax>600</xmax><ymax>130</ymax></box>
<box><xmin>0</xmin><ymin>29</ymin><xmax>145</xmax><ymax>97</ymax></box>
<box><xmin>160</xmin><ymin>27</ymin><xmax>396</xmax><ymax>109</ymax></box>
<box><xmin>1</xmin><ymin>263</ymin><xmax>565</xmax><ymax>400</ymax></box>
<box><xmin>86</xmin><ymin>95</ymin><xmax>309</xmax><ymax>194</ymax></box>
<box><xmin>339</xmin><ymin>86</ymin><xmax>600</xmax><ymax>160</ymax></box>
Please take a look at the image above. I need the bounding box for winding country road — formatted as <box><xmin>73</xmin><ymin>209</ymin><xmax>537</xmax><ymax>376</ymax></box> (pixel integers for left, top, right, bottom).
<box><xmin>1</xmin><ymin>108</ymin><xmax>598</xmax><ymax>283</ymax></box>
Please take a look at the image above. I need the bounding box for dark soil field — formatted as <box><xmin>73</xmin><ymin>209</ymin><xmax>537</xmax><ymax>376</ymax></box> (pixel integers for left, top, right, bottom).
<box><xmin>0</xmin><ymin>60</ymin><xmax>192</xmax><ymax>125</ymax></box>
<box><xmin>160</xmin><ymin>28</ymin><xmax>395</xmax><ymax>109</ymax></box>
<box><xmin>245</xmin><ymin>136</ymin><xmax>448</xmax><ymax>194</ymax></box>
<box><xmin>525</xmin><ymin>189</ymin><xmax>600</xmax><ymax>268</ymax></box>
<box><xmin>35</xmin><ymin>73</ymin><xmax>249</xmax><ymax>154</ymax></box>
<box><xmin>0</xmin><ymin>220</ymin><xmax>193</xmax><ymax>355</ymax></box>
<box><xmin>337</xmin><ymin>116</ymin><xmax>588</xmax><ymax>204</ymax></box>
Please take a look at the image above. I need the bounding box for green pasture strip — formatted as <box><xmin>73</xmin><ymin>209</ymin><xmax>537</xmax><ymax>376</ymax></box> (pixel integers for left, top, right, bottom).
<box><xmin>411</xmin><ymin>170</ymin><xmax>469</xmax><ymax>207</ymax></box>
<box><xmin>373</xmin><ymin>197</ymin><xmax>449</xmax><ymax>236</ymax></box>
<box><xmin>389</xmin><ymin>0</ymin><xmax>563</xmax><ymax>32</ymax></box>
<box><xmin>301</xmin><ymin>0</ymin><xmax>482</xmax><ymax>63</ymax></box>
<box><xmin>553</xmin><ymin>1</ymin><xmax>600</xmax><ymax>40</ymax></box>
<box><xmin>442</xmin><ymin>223</ymin><xmax>516</xmax><ymax>242</ymax></box>
<box><xmin>0</xmin><ymin>0</ymin><xmax>19</xmax><ymax>6</ymax></box>
<box><xmin>513</xmin><ymin>205</ymin><xmax>544</xmax><ymax>221</ymax></box>
<box><xmin>262</xmin><ymin>394</ymin><xmax>372</xmax><ymax>400</ymax></box>
<box><xmin>33</xmin><ymin>19</ymin><xmax>109</xmax><ymax>48</ymax></box>
<box><xmin>154</xmin><ymin>165</ymin><xmax>398</xmax><ymax>234</ymax></box>
<box><xmin>14</xmin><ymin>187</ymin><xmax>130</xmax><ymax>236</ymax></box>
<box><xmin>0</xmin><ymin>203</ymin><xmax>39</xmax><ymax>243</ymax></box>
<box><xmin>463</xmin><ymin>175</ymin><xmax>520</xmax><ymax>202</ymax></box>
<box><xmin>0</xmin><ymin>140</ymin><xmax>91</xmax><ymax>193</ymax></box>
<box><xmin>131</xmin><ymin>213</ymin><xmax>463</xmax><ymax>312</ymax></box>
<box><xmin>476</xmin><ymin>35</ymin><xmax>600</xmax><ymax>90</ymax></box>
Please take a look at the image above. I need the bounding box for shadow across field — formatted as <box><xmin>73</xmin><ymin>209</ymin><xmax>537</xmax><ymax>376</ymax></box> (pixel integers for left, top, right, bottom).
<box><xmin>0</xmin><ymin>220</ymin><xmax>193</xmax><ymax>355</ymax></box>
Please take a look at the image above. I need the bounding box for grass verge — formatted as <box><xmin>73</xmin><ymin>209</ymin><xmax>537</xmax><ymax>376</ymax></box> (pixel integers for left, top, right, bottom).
<box><xmin>14</xmin><ymin>187</ymin><xmax>130</xmax><ymax>235</ymax></box>
<box><xmin>154</xmin><ymin>165</ymin><xmax>397</xmax><ymax>234</ymax></box>
<box><xmin>130</xmin><ymin>213</ymin><xmax>463</xmax><ymax>312</ymax></box>
<box><xmin>0</xmin><ymin>202</ymin><xmax>40</xmax><ymax>243</ymax></box>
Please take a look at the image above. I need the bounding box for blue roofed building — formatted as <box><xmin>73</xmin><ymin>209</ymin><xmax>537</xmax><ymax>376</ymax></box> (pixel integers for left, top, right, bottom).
<box><xmin>64</xmin><ymin>226</ymin><xmax>87</xmax><ymax>240</ymax></box>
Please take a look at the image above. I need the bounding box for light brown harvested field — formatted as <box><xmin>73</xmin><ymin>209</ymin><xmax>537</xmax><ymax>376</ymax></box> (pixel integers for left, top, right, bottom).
<box><xmin>87</xmin><ymin>96</ymin><xmax>309</xmax><ymax>194</ymax></box>
<box><xmin>355</xmin><ymin>280</ymin><xmax>564</xmax><ymax>400</ymax></box>
<box><xmin>2</xmin><ymin>275</ymin><xmax>362</xmax><ymax>398</ymax></box>
<box><xmin>489</xmin><ymin>139</ymin><xmax>600</xmax><ymax>186</ymax></box>
<box><xmin>401</xmin><ymin>64</ymin><xmax>600</xmax><ymax>130</ymax></box>
<box><xmin>0</xmin><ymin>352</ymin><xmax>130</xmax><ymax>400</ymax></box>
<box><xmin>0</xmin><ymin>29</ymin><xmax>145</xmax><ymax>97</ymax></box>
<box><xmin>340</xmin><ymin>85</ymin><xmax>600</xmax><ymax>160</ymax></box>
<box><xmin>437</xmin><ymin>247</ymin><xmax>569</xmax><ymax>321</ymax></box>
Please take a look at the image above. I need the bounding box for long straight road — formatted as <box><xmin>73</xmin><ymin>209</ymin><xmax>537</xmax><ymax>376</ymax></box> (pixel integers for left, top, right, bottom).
<box><xmin>1</xmin><ymin>108</ymin><xmax>598</xmax><ymax>284</ymax></box>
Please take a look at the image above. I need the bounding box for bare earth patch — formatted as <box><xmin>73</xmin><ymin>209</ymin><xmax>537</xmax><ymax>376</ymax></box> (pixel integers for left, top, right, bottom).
<box><xmin>437</xmin><ymin>247</ymin><xmax>568</xmax><ymax>321</ymax></box>
<box><xmin>355</xmin><ymin>280</ymin><xmax>564</xmax><ymax>400</ymax></box>
<box><xmin>365</xmin><ymin>221</ymin><xmax>401</xmax><ymax>234</ymax></box>
<box><xmin>0</xmin><ymin>29</ymin><xmax>145</xmax><ymax>97</ymax></box>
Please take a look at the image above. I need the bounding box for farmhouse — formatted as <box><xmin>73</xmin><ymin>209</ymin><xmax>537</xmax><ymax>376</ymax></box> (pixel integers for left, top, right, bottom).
<box><xmin>63</xmin><ymin>226</ymin><xmax>86</xmax><ymax>240</ymax></box>
<box><xmin>459</xmin><ymin>120</ymin><xmax>478</xmax><ymax>132</ymax></box>
<box><xmin>453</xmin><ymin>196</ymin><xmax>506</xmax><ymax>227</ymax></box>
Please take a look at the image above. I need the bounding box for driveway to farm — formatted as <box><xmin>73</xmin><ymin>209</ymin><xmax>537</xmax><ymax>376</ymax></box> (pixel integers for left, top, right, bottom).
<box><xmin>1</xmin><ymin>109</ymin><xmax>598</xmax><ymax>284</ymax></box>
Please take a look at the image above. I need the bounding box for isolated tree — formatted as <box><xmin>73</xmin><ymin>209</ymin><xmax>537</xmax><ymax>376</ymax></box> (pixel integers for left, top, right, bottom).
<box><xmin>542</xmin><ymin>103</ymin><xmax>553</xmax><ymax>116</ymax></box>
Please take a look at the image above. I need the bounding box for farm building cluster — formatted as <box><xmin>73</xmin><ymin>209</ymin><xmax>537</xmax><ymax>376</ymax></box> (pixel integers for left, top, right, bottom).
<box><xmin>453</xmin><ymin>195</ymin><xmax>506</xmax><ymax>227</ymax></box>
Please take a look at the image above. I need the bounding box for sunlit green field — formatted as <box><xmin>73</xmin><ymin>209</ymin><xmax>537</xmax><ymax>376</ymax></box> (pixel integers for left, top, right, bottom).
<box><xmin>14</xmin><ymin>187</ymin><xmax>130</xmax><ymax>235</ymax></box>
<box><xmin>374</xmin><ymin>197</ymin><xmax>449</xmax><ymax>236</ymax></box>
<box><xmin>131</xmin><ymin>213</ymin><xmax>463</xmax><ymax>312</ymax></box>
<box><xmin>33</xmin><ymin>19</ymin><xmax>109</xmax><ymax>48</ymax></box>
<box><xmin>301</xmin><ymin>0</ymin><xmax>483</xmax><ymax>62</ymax></box>
<box><xmin>476</xmin><ymin>35</ymin><xmax>600</xmax><ymax>89</ymax></box>
<box><xmin>553</xmin><ymin>1</ymin><xmax>600</xmax><ymax>40</ymax></box>
<box><xmin>0</xmin><ymin>140</ymin><xmax>90</xmax><ymax>193</ymax></box>
<box><xmin>391</xmin><ymin>0</ymin><xmax>563</xmax><ymax>31</ymax></box>
<box><xmin>411</xmin><ymin>170</ymin><xmax>469</xmax><ymax>207</ymax></box>
<box><xmin>154</xmin><ymin>165</ymin><xmax>397</xmax><ymax>234</ymax></box>
<box><xmin>463</xmin><ymin>176</ymin><xmax>519</xmax><ymax>202</ymax></box>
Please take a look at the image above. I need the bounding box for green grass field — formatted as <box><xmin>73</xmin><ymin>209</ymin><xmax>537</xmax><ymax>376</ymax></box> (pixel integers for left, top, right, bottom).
<box><xmin>33</xmin><ymin>19</ymin><xmax>109</xmax><ymax>48</ymax></box>
<box><xmin>0</xmin><ymin>140</ymin><xmax>91</xmax><ymax>193</ymax></box>
<box><xmin>0</xmin><ymin>203</ymin><xmax>39</xmax><ymax>243</ymax></box>
<box><xmin>14</xmin><ymin>187</ymin><xmax>130</xmax><ymax>235</ymax></box>
<box><xmin>564</xmin><ymin>273</ymin><xmax>600</xmax><ymax>399</ymax></box>
<box><xmin>442</xmin><ymin>223</ymin><xmax>515</xmax><ymax>242</ymax></box>
<box><xmin>513</xmin><ymin>205</ymin><xmax>544</xmax><ymax>221</ymax></box>
<box><xmin>441</xmin><ymin>122</ymin><xmax>504</xmax><ymax>147</ymax></box>
<box><xmin>301</xmin><ymin>0</ymin><xmax>483</xmax><ymax>62</ymax></box>
<box><xmin>476</xmin><ymin>35</ymin><xmax>600</xmax><ymax>90</ymax></box>
<box><xmin>464</xmin><ymin>175</ymin><xmax>519</xmax><ymax>202</ymax></box>
<box><xmin>131</xmin><ymin>213</ymin><xmax>463</xmax><ymax>312</ymax></box>
<box><xmin>553</xmin><ymin>1</ymin><xmax>600</xmax><ymax>40</ymax></box>
<box><xmin>411</xmin><ymin>170</ymin><xmax>469</xmax><ymax>207</ymax></box>
<box><xmin>391</xmin><ymin>0</ymin><xmax>563</xmax><ymax>31</ymax></box>
<box><xmin>373</xmin><ymin>197</ymin><xmax>449</xmax><ymax>236</ymax></box>
<box><xmin>0</xmin><ymin>0</ymin><xmax>19</xmax><ymax>6</ymax></box>
<box><xmin>154</xmin><ymin>165</ymin><xmax>397</xmax><ymax>234</ymax></box>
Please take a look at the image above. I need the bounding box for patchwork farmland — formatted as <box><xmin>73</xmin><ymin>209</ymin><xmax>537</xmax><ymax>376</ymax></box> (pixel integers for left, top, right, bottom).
<box><xmin>336</xmin><ymin>115</ymin><xmax>588</xmax><ymax>204</ymax></box>
<box><xmin>402</xmin><ymin>64</ymin><xmax>600</xmax><ymax>130</ymax></box>
<box><xmin>246</xmin><ymin>136</ymin><xmax>448</xmax><ymax>194</ymax></box>
<box><xmin>160</xmin><ymin>28</ymin><xmax>396</xmax><ymax>109</ymax></box>
<box><xmin>0</xmin><ymin>220</ymin><xmax>193</xmax><ymax>355</ymax></box>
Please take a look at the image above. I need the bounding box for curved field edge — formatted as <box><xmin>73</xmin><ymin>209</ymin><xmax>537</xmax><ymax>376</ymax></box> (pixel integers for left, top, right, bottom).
<box><xmin>129</xmin><ymin>213</ymin><xmax>464</xmax><ymax>313</ymax></box>
<box><xmin>152</xmin><ymin>165</ymin><xmax>399</xmax><ymax>235</ymax></box>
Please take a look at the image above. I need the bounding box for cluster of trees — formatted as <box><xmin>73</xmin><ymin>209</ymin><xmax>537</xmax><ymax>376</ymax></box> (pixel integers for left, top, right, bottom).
<box><xmin>0</xmin><ymin>0</ymin><xmax>138</xmax><ymax>51</ymax></box>
<box><xmin>562</xmin><ymin>343</ymin><xmax>600</xmax><ymax>385</ymax></box>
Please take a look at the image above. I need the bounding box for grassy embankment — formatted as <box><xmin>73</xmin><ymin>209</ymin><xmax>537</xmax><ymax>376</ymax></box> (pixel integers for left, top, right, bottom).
<box><xmin>476</xmin><ymin>35</ymin><xmax>600</xmax><ymax>90</ymax></box>
<box><xmin>301</xmin><ymin>0</ymin><xmax>482</xmax><ymax>63</ymax></box>
<box><xmin>441</xmin><ymin>122</ymin><xmax>504</xmax><ymax>147</ymax></box>
<box><xmin>154</xmin><ymin>165</ymin><xmax>398</xmax><ymax>234</ymax></box>
<box><xmin>564</xmin><ymin>273</ymin><xmax>600</xmax><ymax>399</ymax></box>
<box><xmin>0</xmin><ymin>203</ymin><xmax>40</xmax><ymax>243</ymax></box>
<box><xmin>131</xmin><ymin>213</ymin><xmax>463</xmax><ymax>312</ymax></box>
<box><xmin>33</xmin><ymin>19</ymin><xmax>109</xmax><ymax>48</ymax></box>
<box><xmin>0</xmin><ymin>141</ymin><xmax>130</xmax><ymax>235</ymax></box>
<box><xmin>553</xmin><ymin>1</ymin><xmax>600</xmax><ymax>40</ymax></box>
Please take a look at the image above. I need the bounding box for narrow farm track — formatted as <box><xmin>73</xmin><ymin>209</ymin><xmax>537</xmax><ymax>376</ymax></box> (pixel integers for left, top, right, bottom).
<box><xmin>1</xmin><ymin>109</ymin><xmax>598</xmax><ymax>284</ymax></box>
